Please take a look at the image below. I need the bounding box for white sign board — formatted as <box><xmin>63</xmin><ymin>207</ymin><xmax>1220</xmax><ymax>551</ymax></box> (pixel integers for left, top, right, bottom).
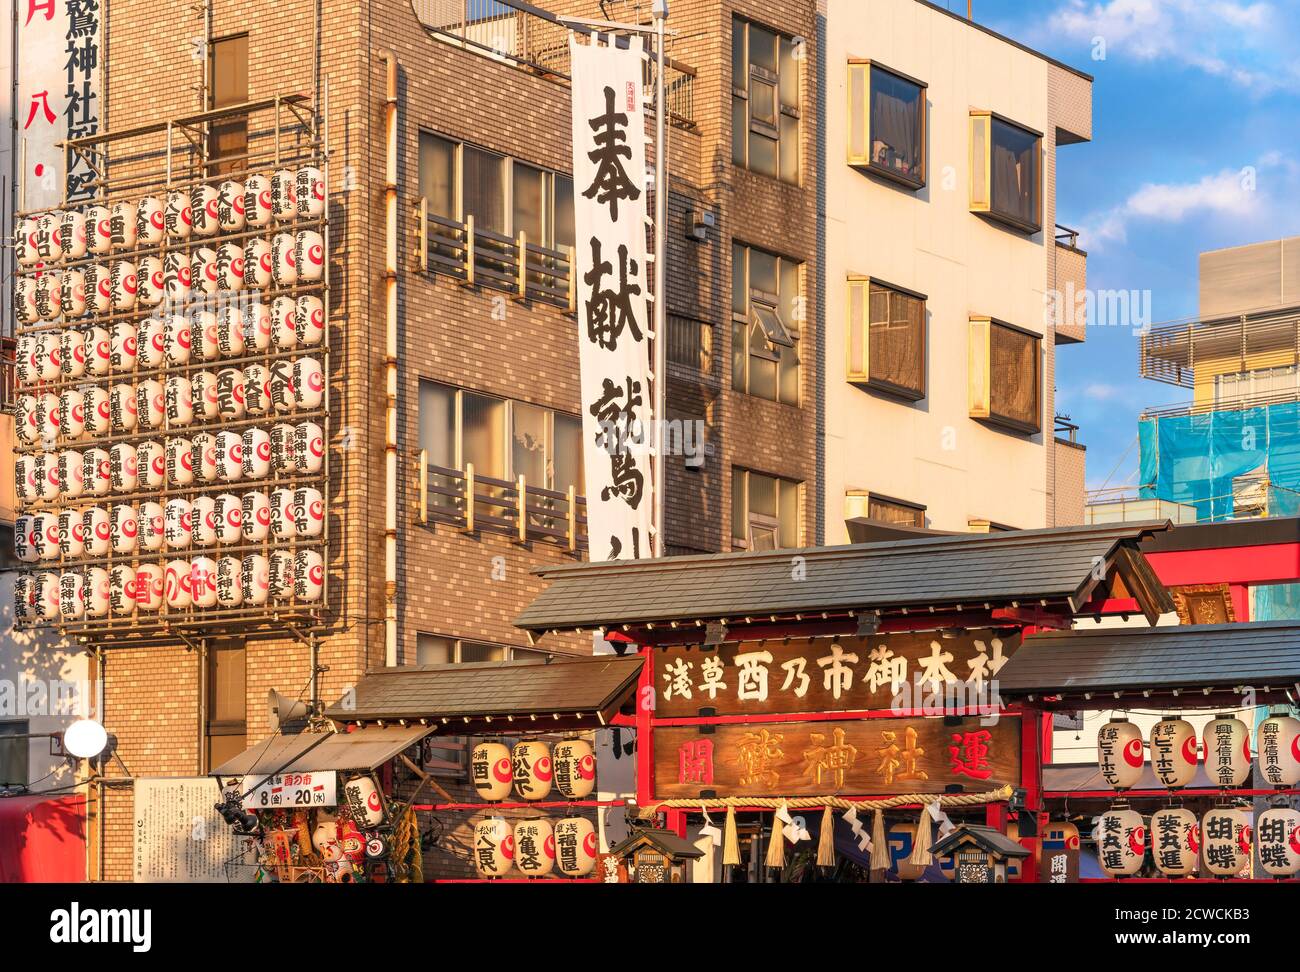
<box><xmin>569</xmin><ymin>34</ymin><xmax>655</xmax><ymax>562</ymax></box>
<box><xmin>241</xmin><ymin>770</ymin><xmax>338</xmax><ymax>810</ymax></box>
<box><xmin>17</xmin><ymin>0</ymin><xmax>103</xmax><ymax>210</ymax></box>
<box><xmin>133</xmin><ymin>777</ymin><xmax>257</xmax><ymax>883</ymax></box>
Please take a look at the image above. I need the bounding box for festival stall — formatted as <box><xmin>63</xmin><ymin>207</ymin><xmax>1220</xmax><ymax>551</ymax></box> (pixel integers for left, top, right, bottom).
<box><xmin>512</xmin><ymin>523</ymin><xmax>1175</xmax><ymax>882</ymax></box>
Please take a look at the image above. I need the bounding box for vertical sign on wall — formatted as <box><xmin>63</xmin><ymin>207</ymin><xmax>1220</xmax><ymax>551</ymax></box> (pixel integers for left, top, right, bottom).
<box><xmin>16</xmin><ymin>0</ymin><xmax>102</xmax><ymax>210</ymax></box>
<box><xmin>569</xmin><ymin>33</ymin><xmax>655</xmax><ymax>563</ymax></box>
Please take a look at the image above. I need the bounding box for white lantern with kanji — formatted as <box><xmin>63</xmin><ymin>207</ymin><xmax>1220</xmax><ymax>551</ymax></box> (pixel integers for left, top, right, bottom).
<box><xmin>138</xmin><ymin>256</ymin><xmax>165</xmax><ymax>307</ymax></box>
<box><xmin>241</xmin><ymin>491</ymin><xmax>271</xmax><ymax>542</ymax></box>
<box><xmin>1098</xmin><ymin>719</ymin><xmax>1145</xmax><ymax>790</ymax></box>
<box><xmin>470</xmin><ymin>741</ymin><xmax>513</xmax><ymax>801</ymax></box>
<box><xmin>1257</xmin><ymin>714</ymin><xmax>1300</xmax><ymax>788</ymax></box>
<box><xmin>473</xmin><ymin>817</ymin><xmax>515</xmax><ymax>878</ymax></box>
<box><xmin>554</xmin><ymin>816</ymin><xmax>598</xmax><ymax>877</ymax></box>
<box><xmin>61</xmin><ymin>209</ymin><xmax>88</xmax><ymax>259</ymax></box>
<box><xmin>1150</xmin><ymin>807</ymin><xmax>1198</xmax><ymax>878</ymax></box>
<box><xmin>512</xmin><ymin>740</ymin><xmax>554</xmax><ymax>801</ymax></box>
<box><xmin>1202</xmin><ymin>715</ymin><xmax>1251</xmax><ymax>789</ymax></box>
<box><xmin>136</xmin><ymin>196</ymin><xmax>164</xmax><ymax>246</ymax></box>
<box><xmin>293</xmin><ymin>549</ymin><xmax>324</xmax><ymax>602</ymax></box>
<box><xmin>271</xmin><ymin>232</ymin><xmax>297</xmax><ymax>286</ymax></box>
<box><xmin>108</xmin><ymin>260</ymin><xmax>137</xmax><ymax>311</ymax></box>
<box><xmin>85</xmin><ymin>567</ymin><xmax>109</xmax><ymax>618</ymax></box>
<box><xmin>295</xmin><ymin>230</ymin><xmax>324</xmax><ymax>281</ymax></box>
<box><xmin>293</xmin><ymin>487</ymin><xmax>325</xmax><ymax>538</ymax></box>
<box><xmin>1201</xmin><ymin>806</ymin><xmax>1252</xmax><ymax>877</ymax></box>
<box><xmin>164</xmin><ymin>559</ymin><xmax>193</xmax><ymax>610</ymax></box>
<box><xmin>190</xmin><ymin>184</ymin><xmax>219</xmax><ymax>237</ymax></box>
<box><xmin>1095</xmin><ymin>807</ymin><xmax>1146</xmax><ymax>878</ymax></box>
<box><xmin>61</xmin><ymin>269</ymin><xmax>87</xmax><ymax>319</ymax></box>
<box><xmin>240</xmin><ymin>554</ymin><xmax>270</xmax><ymax>605</ymax></box>
<box><xmin>137</xmin><ymin>316</ymin><xmax>165</xmax><ymax>368</ymax></box>
<box><xmin>108</xmin><ymin>201</ymin><xmax>136</xmax><ymax>251</ymax></box>
<box><xmin>164</xmin><ymin>190</ymin><xmax>192</xmax><ymax>241</ymax></box>
<box><xmin>137</xmin><ymin>441</ymin><xmax>166</xmax><ymax>489</ymax></box>
<box><xmin>296</xmin><ymin>295</ymin><xmax>324</xmax><ymax>346</ymax></box>
<box><xmin>164</xmin><ymin>498</ymin><xmax>193</xmax><ymax>549</ymax></box>
<box><xmin>244</xmin><ymin>175</ymin><xmax>273</xmax><ymax>227</ymax></box>
<box><xmin>296</xmin><ymin>166</ymin><xmax>325</xmax><ymax>217</ymax></box>
<box><xmin>213</xmin><ymin>493</ymin><xmax>242</xmax><ymax>545</ymax></box>
<box><xmin>191</xmin><ymin>246</ymin><xmax>217</xmax><ymax>296</ymax></box>
<box><xmin>343</xmin><ymin>775</ymin><xmax>386</xmax><ymax>828</ymax></box>
<box><xmin>138</xmin><ymin>501</ymin><xmax>165</xmax><ymax>552</ymax></box>
<box><xmin>244</xmin><ymin>302</ymin><xmax>272</xmax><ymax>353</ymax></box>
<box><xmin>58</xmin><ymin>571</ymin><xmax>85</xmax><ymax>620</ymax></box>
<box><xmin>86</xmin><ymin>205</ymin><xmax>112</xmax><ymax>253</ymax></box>
<box><xmin>217</xmin><ymin>180</ymin><xmax>245</xmax><ymax>232</ymax></box>
<box><xmin>1150</xmin><ymin>718</ymin><xmax>1198</xmax><ymax>789</ymax></box>
<box><xmin>1256</xmin><ymin>807</ymin><xmax>1300</xmax><ymax>878</ymax></box>
<box><xmin>216</xmin><ymin>556</ymin><xmax>242</xmax><ymax>607</ymax></box>
<box><xmin>110</xmin><ymin>504</ymin><xmax>138</xmax><ymax>555</ymax></box>
<box><xmin>513</xmin><ymin>818</ymin><xmax>556</xmax><ymax>877</ymax></box>
<box><xmin>191</xmin><ymin>495</ymin><xmax>217</xmax><ymax>547</ymax></box>
<box><xmin>82</xmin><ymin>506</ymin><xmax>110</xmax><ymax>557</ymax></box>
<box><xmin>243</xmin><ymin>237</ymin><xmax>272</xmax><ymax>289</ymax></box>
<box><xmin>191</xmin><ymin>557</ymin><xmax>218</xmax><ymax>609</ymax></box>
<box><xmin>270</xmin><ymin>169</ymin><xmax>297</xmax><ymax>221</ymax></box>
<box><xmin>163</xmin><ymin>251</ymin><xmax>191</xmax><ymax>301</ymax></box>
<box><xmin>295</xmin><ymin>422</ymin><xmax>325</xmax><ymax>474</ymax></box>
<box><xmin>553</xmin><ymin>738</ymin><xmax>597</xmax><ymax>800</ymax></box>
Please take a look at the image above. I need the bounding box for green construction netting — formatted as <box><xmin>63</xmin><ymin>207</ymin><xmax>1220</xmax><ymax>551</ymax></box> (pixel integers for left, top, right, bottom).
<box><xmin>1139</xmin><ymin>402</ymin><xmax>1300</xmax><ymax>522</ymax></box>
<box><xmin>1254</xmin><ymin>582</ymin><xmax>1300</xmax><ymax>621</ymax></box>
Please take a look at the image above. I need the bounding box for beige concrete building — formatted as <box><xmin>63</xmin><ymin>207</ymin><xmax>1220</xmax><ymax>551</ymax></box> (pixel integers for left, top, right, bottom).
<box><xmin>822</xmin><ymin>0</ymin><xmax>1091</xmax><ymax>539</ymax></box>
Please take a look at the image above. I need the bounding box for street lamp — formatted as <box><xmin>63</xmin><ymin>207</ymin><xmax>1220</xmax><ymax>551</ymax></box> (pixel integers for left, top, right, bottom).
<box><xmin>63</xmin><ymin>718</ymin><xmax>109</xmax><ymax>760</ymax></box>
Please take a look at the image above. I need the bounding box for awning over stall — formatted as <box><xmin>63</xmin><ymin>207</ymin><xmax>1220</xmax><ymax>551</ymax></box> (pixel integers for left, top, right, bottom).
<box><xmin>997</xmin><ymin>620</ymin><xmax>1300</xmax><ymax>709</ymax></box>
<box><xmin>210</xmin><ymin>725</ymin><xmax>433</xmax><ymax>779</ymax></box>
<box><xmin>514</xmin><ymin>522</ymin><xmax>1175</xmax><ymax>638</ymax></box>
<box><xmin>324</xmin><ymin>655</ymin><xmax>644</xmax><ymax>731</ymax></box>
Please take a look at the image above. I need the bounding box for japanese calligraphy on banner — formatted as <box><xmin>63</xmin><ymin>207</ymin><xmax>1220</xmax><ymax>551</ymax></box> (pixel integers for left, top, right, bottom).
<box><xmin>17</xmin><ymin>0</ymin><xmax>102</xmax><ymax>209</ymax></box>
<box><xmin>133</xmin><ymin>777</ymin><xmax>257</xmax><ymax>882</ymax></box>
<box><xmin>653</xmin><ymin>630</ymin><xmax>1021</xmax><ymax>718</ymax></box>
<box><xmin>656</xmin><ymin>717</ymin><xmax>1021</xmax><ymax>798</ymax></box>
<box><xmin>569</xmin><ymin>34</ymin><xmax>655</xmax><ymax>562</ymax></box>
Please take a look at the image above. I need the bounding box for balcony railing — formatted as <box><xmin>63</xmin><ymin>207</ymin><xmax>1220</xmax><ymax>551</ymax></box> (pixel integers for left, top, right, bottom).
<box><xmin>415</xmin><ymin>206</ymin><xmax>576</xmax><ymax>311</ymax></box>
<box><xmin>411</xmin><ymin>0</ymin><xmax>697</xmax><ymax>128</ymax></box>
<box><xmin>419</xmin><ymin>455</ymin><xmax>587</xmax><ymax>552</ymax></box>
<box><xmin>1140</xmin><ymin>303</ymin><xmax>1300</xmax><ymax>389</ymax></box>
<box><xmin>1055</xmin><ymin>223</ymin><xmax>1082</xmax><ymax>250</ymax></box>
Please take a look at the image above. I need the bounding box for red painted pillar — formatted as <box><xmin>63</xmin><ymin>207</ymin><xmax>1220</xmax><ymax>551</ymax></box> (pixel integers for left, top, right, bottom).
<box><xmin>635</xmin><ymin>644</ymin><xmax>655</xmax><ymax>810</ymax></box>
<box><xmin>1018</xmin><ymin>710</ymin><xmax>1043</xmax><ymax>883</ymax></box>
<box><xmin>1229</xmin><ymin>583</ymin><xmax>1250</xmax><ymax>622</ymax></box>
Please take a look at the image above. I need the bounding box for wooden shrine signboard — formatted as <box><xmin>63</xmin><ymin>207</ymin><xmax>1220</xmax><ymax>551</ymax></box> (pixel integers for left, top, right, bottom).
<box><xmin>652</xmin><ymin>630</ymin><xmax>1020</xmax><ymax>718</ymax></box>
<box><xmin>654</xmin><ymin>716</ymin><xmax>1020</xmax><ymax>799</ymax></box>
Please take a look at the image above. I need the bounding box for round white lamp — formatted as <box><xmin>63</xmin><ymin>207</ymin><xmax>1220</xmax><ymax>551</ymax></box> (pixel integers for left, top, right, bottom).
<box><xmin>64</xmin><ymin>718</ymin><xmax>109</xmax><ymax>760</ymax></box>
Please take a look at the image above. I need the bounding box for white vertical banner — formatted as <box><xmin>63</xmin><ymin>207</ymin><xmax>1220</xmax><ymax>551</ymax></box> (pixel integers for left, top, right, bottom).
<box><xmin>16</xmin><ymin>0</ymin><xmax>103</xmax><ymax>210</ymax></box>
<box><xmin>569</xmin><ymin>34</ymin><xmax>655</xmax><ymax>563</ymax></box>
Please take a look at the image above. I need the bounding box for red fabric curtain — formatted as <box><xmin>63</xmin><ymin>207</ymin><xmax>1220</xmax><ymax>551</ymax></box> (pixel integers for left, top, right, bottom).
<box><xmin>0</xmin><ymin>795</ymin><xmax>87</xmax><ymax>883</ymax></box>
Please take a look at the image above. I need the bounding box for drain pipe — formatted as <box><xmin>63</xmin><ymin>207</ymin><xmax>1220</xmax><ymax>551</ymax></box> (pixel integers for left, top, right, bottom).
<box><xmin>380</xmin><ymin>48</ymin><xmax>399</xmax><ymax>667</ymax></box>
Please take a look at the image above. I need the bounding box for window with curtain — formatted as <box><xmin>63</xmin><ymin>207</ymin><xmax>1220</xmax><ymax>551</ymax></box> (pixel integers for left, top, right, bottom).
<box><xmin>731</xmin><ymin>468</ymin><xmax>800</xmax><ymax>550</ymax></box>
<box><xmin>732</xmin><ymin>16</ymin><xmax>800</xmax><ymax>184</ymax></box>
<box><xmin>847</xmin><ymin>278</ymin><xmax>925</xmax><ymax>399</ymax></box>
<box><xmin>847</xmin><ymin>62</ymin><xmax>926</xmax><ymax>188</ymax></box>
<box><xmin>416</xmin><ymin>633</ymin><xmax>548</xmax><ymax>665</ymax></box>
<box><xmin>732</xmin><ymin>242</ymin><xmax>801</xmax><ymax>405</ymax></box>
<box><xmin>988</xmin><ymin>322</ymin><xmax>1041</xmax><ymax>432</ymax></box>
<box><xmin>970</xmin><ymin>112</ymin><xmax>1041</xmax><ymax>232</ymax></box>
<box><xmin>207</xmin><ymin>34</ymin><xmax>248</xmax><ymax>177</ymax></box>
<box><xmin>206</xmin><ymin>645</ymin><xmax>246</xmax><ymax>770</ymax></box>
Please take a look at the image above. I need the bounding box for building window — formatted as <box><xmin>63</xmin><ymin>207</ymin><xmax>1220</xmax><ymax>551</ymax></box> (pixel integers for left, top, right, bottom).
<box><xmin>732</xmin><ymin>243</ymin><xmax>801</xmax><ymax>405</ymax></box>
<box><xmin>846</xmin><ymin>278</ymin><xmax>926</xmax><ymax>400</ymax></box>
<box><xmin>970</xmin><ymin>112</ymin><xmax>1042</xmax><ymax>233</ymax></box>
<box><xmin>415</xmin><ymin>634</ymin><xmax>547</xmax><ymax>665</ymax></box>
<box><xmin>208</xmin><ymin>34</ymin><xmax>249</xmax><ymax>177</ymax></box>
<box><xmin>847</xmin><ymin>491</ymin><xmax>925</xmax><ymax>527</ymax></box>
<box><xmin>847</xmin><ymin>61</ymin><xmax>926</xmax><ymax>188</ymax></box>
<box><xmin>418</xmin><ymin>131</ymin><xmax>575</xmax><ymax>250</ymax></box>
<box><xmin>969</xmin><ymin>318</ymin><xmax>1041</xmax><ymax>434</ymax></box>
<box><xmin>731</xmin><ymin>468</ymin><xmax>800</xmax><ymax>550</ymax></box>
<box><xmin>732</xmin><ymin>16</ymin><xmax>800</xmax><ymax>184</ymax></box>
<box><xmin>419</xmin><ymin>380</ymin><xmax>584</xmax><ymax>513</ymax></box>
<box><xmin>0</xmin><ymin>721</ymin><xmax>29</xmax><ymax>786</ymax></box>
<box><xmin>206</xmin><ymin>645</ymin><xmax>246</xmax><ymax>770</ymax></box>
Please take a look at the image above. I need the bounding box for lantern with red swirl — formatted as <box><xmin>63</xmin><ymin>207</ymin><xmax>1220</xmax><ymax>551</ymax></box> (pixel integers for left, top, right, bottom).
<box><xmin>553</xmin><ymin>817</ymin><xmax>599</xmax><ymax>877</ymax></box>
<box><xmin>1256</xmin><ymin>714</ymin><xmax>1300</xmax><ymax>788</ymax></box>
<box><xmin>472</xmin><ymin>817</ymin><xmax>515</xmax><ymax>878</ymax></box>
<box><xmin>1202</xmin><ymin>714</ymin><xmax>1251</xmax><ymax>789</ymax></box>
<box><xmin>1256</xmin><ymin>806</ymin><xmax>1300</xmax><ymax>878</ymax></box>
<box><xmin>343</xmin><ymin>774</ymin><xmax>386</xmax><ymax>829</ymax></box>
<box><xmin>1097</xmin><ymin>719</ymin><xmax>1144</xmax><ymax>790</ymax></box>
<box><xmin>1201</xmin><ymin>806</ymin><xmax>1252</xmax><ymax>877</ymax></box>
<box><xmin>513</xmin><ymin>818</ymin><xmax>556</xmax><ymax>877</ymax></box>
<box><xmin>1096</xmin><ymin>807</ymin><xmax>1146</xmax><ymax>877</ymax></box>
<box><xmin>470</xmin><ymin>741</ymin><xmax>514</xmax><ymax>801</ymax></box>
<box><xmin>512</xmin><ymin>739</ymin><xmax>554</xmax><ymax>801</ymax></box>
<box><xmin>552</xmin><ymin>738</ymin><xmax>597</xmax><ymax>800</ymax></box>
<box><xmin>1150</xmin><ymin>807</ymin><xmax>1198</xmax><ymax>877</ymax></box>
<box><xmin>1149</xmin><ymin>717</ymin><xmax>1197</xmax><ymax>789</ymax></box>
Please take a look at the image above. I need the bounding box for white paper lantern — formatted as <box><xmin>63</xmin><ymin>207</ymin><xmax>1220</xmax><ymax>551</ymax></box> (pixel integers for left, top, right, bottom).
<box><xmin>295</xmin><ymin>230</ymin><xmax>324</xmax><ymax>282</ymax></box>
<box><xmin>1150</xmin><ymin>718</ymin><xmax>1198</xmax><ymax>789</ymax></box>
<box><xmin>293</xmin><ymin>549</ymin><xmax>324</xmax><ymax>602</ymax></box>
<box><xmin>137</xmin><ymin>440</ymin><xmax>166</xmax><ymax>489</ymax></box>
<box><xmin>163</xmin><ymin>250</ymin><xmax>191</xmax><ymax>301</ymax></box>
<box><xmin>108</xmin><ymin>321</ymin><xmax>137</xmax><ymax>373</ymax></box>
<box><xmin>270</xmin><ymin>488</ymin><xmax>296</xmax><ymax>540</ymax></box>
<box><xmin>470</xmin><ymin>742</ymin><xmax>515</xmax><ymax>801</ymax></box>
<box><xmin>191</xmin><ymin>246</ymin><xmax>217</xmax><ymax>296</ymax></box>
<box><xmin>295</xmin><ymin>295</ymin><xmax>325</xmax><ymax>346</ymax></box>
<box><xmin>244</xmin><ymin>174</ymin><xmax>273</xmax><ymax>227</ymax></box>
<box><xmin>553</xmin><ymin>739</ymin><xmax>597</xmax><ymax>800</ymax></box>
<box><xmin>84</xmin><ymin>567</ymin><xmax>109</xmax><ymax>618</ymax></box>
<box><xmin>511</xmin><ymin>819</ymin><xmax>555</xmax><ymax>877</ymax></box>
<box><xmin>16</xmin><ymin>396</ymin><xmax>38</xmax><ymax>445</ymax></box>
<box><xmin>58</xmin><ymin>508</ymin><xmax>85</xmax><ymax>558</ymax></box>
<box><xmin>270</xmin><ymin>295</ymin><xmax>297</xmax><ymax>349</ymax></box>
<box><xmin>165</xmin><ymin>375</ymin><xmax>193</xmax><ymax>427</ymax></box>
<box><xmin>296</xmin><ymin>166</ymin><xmax>325</xmax><ymax>217</ymax></box>
<box><xmin>217</xmin><ymin>180</ymin><xmax>245</xmax><ymax>232</ymax></box>
<box><xmin>1098</xmin><ymin>719</ymin><xmax>1145</xmax><ymax>791</ymax></box>
<box><xmin>512</xmin><ymin>740</ymin><xmax>554</xmax><ymax>800</ymax></box>
<box><xmin>1096</xmin><ymin>807</ymin><xmax>1146</xmax><ymax>878</ymax></box>
<box><xmin>164</xmin><ymin>559</ymin><xmax>193</xmax><ymax>609</ymax></box>
<box><xmin>36</xmin><ymin>211</ymin><xmax>64</xmax><ymax>261</ymax></box>
<box><xmin>242</xmin><ymin>427</ymin><xmax>272</xmax><ymax>479</ymax></box>
<box><xmin>472</xmin><ymin>818</ymin><xmax>515</xmax><ymax>878</ymax></box>
<box><xmin>57</xmin><ymin>449</ymin><xmax>84</xmax><ymax>499</ymax></box>
<box><xmin>553</xmin><ymin>817</ymin><xmax>598</xmax><ymax>877</ymax></box>
<box><xmin>164</xmin><ymin>498</ymin><xmax>193</xmax><ymax>549</ymax></box>
<box><xmin>270</xmin><ymin>422</ymin><xmax>297</xmax><ymax>472</ymax></box>
<box><xmin>165</xmin><ymin>437</ymin><xmax>194</xmax><ymax>486</ymax></box>
<box><xmin>108</xmin><ymin>442</ymin><xmax>138</xmax><ymax>493</ymax></box>
<box><xmin>83</xmin><ymin>386</ymin><xmax>109</xmax><ymax>437</ymax></box>
<box><xmin>243</xmin><ymin>364</ymin><xmax>271</xmax><ymax>416</ymax></box>
<box><xmin>164</xmin><ymin>316</ymin><xmax>193</xmax><ymax>367</ymax></box>
<box><xmin>137</xmin><ymin>256</ymin><xmax>165</xmax><ymax>307</ymax></box>
<box><xmin>191</xmin><ymin>432</ymin><xmax>218</xmax><ymax>482</ymax></box>
<box><xmin>34</xmin><ymin>572</ymin><xmax>61</xmax><ymax>620</ymax></box>
<box><xmin>268</xmin><ymin>549</ymin><xmax>294</xmax><ymax>601</ymax></box>
<box><xmin>191</xmin><ymin>370</ymin><xmax>219</xmax><ymax>421</ymax></box>
<box><xmin>243</xmin><ymin>300</ymin><xmax>272</xmax><ymax>352</ymax></box>
<box><xmin>82</xmin><ymin>506</ymin><xmax>110</xmax><ymax>557</ymax></box>
<box><xmin>270</xmin><ymin>168</ymin><xmax>297</xmax><ymax>221</ymax></box>
<box><xmin>110</xmin><ymin>504</ymin><xmax>138</xmax><ymax>555</ymax></box>
<box><xmin>14</xmin><ymin>455</ymin><xmax>34</xmax><ymax>507</ymax></box>
<box><xmin>85</xmin><ymin>205</ymin><xmax>111</xmax><ymax>254</ymax></box>
<box><xmin>191</xmin><ymin>184</ymin><xmax>219</xmax><ymax>237</ymax></box>
<box><xmin>1256</xmin><ymin>807</ymin><xmax>1300</xmax><ymax>878</ymax></box>
<box><xmin>61</xmin><ymin>209</ymin><xmax>88</xmax><ymax>260</ymax></box>
<box><xmin>165</xmin><ymin>189</ymin><xmax>192</xmax><ymax>241</ymax></box>
<box><xmin>271</xmin><ymin>232</ymin><xmax>297</xmax><ymax>286</ymax></box>
<box><xmin>136</xmin><ymin>380</ymin><xmax>165</xmax><ymax>430</ymax></box>
<box><xmin>293</xmin><ymin>357</ymin><xmax>324</xmax><ymax>410</ymax></box>
<box><xmin>191</xmin><ymin>556</ymin><xmax>219</xmax><ymax>608</ymax></box>
<box><xmin>109</xmin><ymin>201</ymin><xmax>137</xmax><ymax>251</ymax></box>
<box><xmin>15</xmin><ymin>334</ymin><xmax>38</xmax><ymax>386</ymax></box>
<box><xmin>215</xmin><ymin>241</ymin><xmax>244</xmax><ymax>293</ymax></box>
<box><xmin>1202</xmin><ymin>715</ymin><xmax>1252</xmax><ymax>789</ymax></box>
<box><xmin>36</xmin><ymin>451</ymin><xmax>60</xmax><ymax>501</ymax></box>
<box><xmin>243</xmin><ymin>237</ymin><xmax>272</xmax><ymax>289</ymax></box>
<box><xmin>109</xmin><ymin>563</ymin><xmax>137</xmax><ymax>615</ymax></box>
<box><xmin>213</xmin><ymin>493</ymin><xmax>242</xmax><ymax>545</ymax></box>
<box><xmin>58</xmin><ymin>390</ymin><xmax>84</xmax><ymax>442</ymax></box>
<box><xmin>295</xmin><ymin>422</ymin><xmax>325</xmax><ymax>474</ymax></box>
<box><xmin>138</xmin><ymin>501</ymin><xmax>165</xmax><ymax>552</ymax></box>
<box><xmin>241</xmin><ymin>554</ymin><xmax>270</xmax><ymax>605</ymax></box>
<box><xmin>40</xmin><ymin>511</ymin><xmax>62</xmax><ymax>559</ymax></box>
<box><xmin>82</xmin><ymin>448</ymin><xmax>111</xmax><ymax>497</ymax></box>
<box><xmin>216</xmin><ymin>556</ymin><xmax>243</xmax><ymax>606</ymax></box>
<box><xmin>12</xmin><ymin>574</ymin><xmax>33</xmax><ymax>622</ymax></box>
<box><xmin>294</xmin><ymin>487</ymin><xmax>325</xmax><ymax>538</ymax></box>
<box><xmin>60</xmin><ymin>329</ymin><xmax>87</xmax><ymax>380</ymax></box>
<box><xmin>60</xmin><ymin>269</ymin><xmax>88</xmax><ymax>321</ymax></box>
<box><xmin>216</xmin><ymin>308</ymin><xmax>245</xmax><ymax>358</ymax></box>
<box><xmin>214</xmin><ymin>430</ymin><xmax>243</xmax><ymax>481</ymax></box>
<box><xmin>85</xmin><ymin>263</ymin><xmax>112</xmax><ymax>316</ymax></box>
<box><xmin>136</xmin><ymin>196</ymin><xmax>165</xmax><ymax>246</ymax></box>
<box><xmin>34</xmin><ymin>270</ymin><xmax>62</xmax><ymax>320</ymax></box>
<box><xmin>58</xmin><ymin>571</ymin><xmax>86</xmax><ymax>620</ymax></box>
<box><xmin>136</xmin><ymin>562</ymin><xmax>164</xmax><ymax>612</ymax></box>
<box><xmin>1202</xmin><ymin>807</ymin><xmax>1252</xmax><ymax>877</ymax></box>
<box><xmin>242</xmin><ymin>491</ymin><xmax>271</xmax><ymax>542</ymax></box>
<box><xmin>216</xmin><ymin>369</ymin><xmax>246</xmax><ymax>420</ymax></box>
<box><xmin>135</xmin><ymin>317</ymin><xmax>163</xmax><ymax>368</ymax></box>
<box><xmin>109</xmin><ymin>383</ymin><xmax>138</xmax><ymax>433</ymax></box>
<box><xmin>39</xmin><ymin>391</ymin><xmax>61</xmax><ymax>441</ymax></box>
<box><xmin>15</xmin><ymin>277</ymin><xmax>39</xmax><ymax>326</ymax></box>
<box><xmin>15</xmin><ymin>217</ymin><xmax>39</xmax><ymax>266</ymax></box>
<box><xmin>13</xmin><ymin>516</ymin><xmax>36</xmax><ymax>563</ymax></box>
<box><xmin>109</xmin><ymin>260</ymin><xmax>137</xmax><ymax>311</ymax></box>
<box><xmin>269</xmin><ymin>361</ymin><xmax>295</xmax><ymax>414</ymax></box>
<box><xmin>192</xmin><ymin>495</ymin><xmax>217</xmax><ymax>547</ymax></box>
<box><xmin>1257</xmin><ymin>715</ymin><xmax>1300</xmax><ymax>788</ymax></box>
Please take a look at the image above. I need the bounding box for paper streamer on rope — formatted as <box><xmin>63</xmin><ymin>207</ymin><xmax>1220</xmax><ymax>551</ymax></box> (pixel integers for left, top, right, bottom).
<box><xmin>817</xmin><ymin>806</ymin><xmax>836</xmax><ymax>868</ymax></box>
<box><xmin>843</xmin><ymin>805</ymin><xmax>872</xmax><ymax>854</ymax></box>
<box><xmin>698</xmin><ymin>808</ymin><xmax>721</xmax><ymax>848</ymax></box>
<box><xmin>722</xmin><ymin>806</ymin><xmax>740</xmax><ymax>867</ymax></box>
<box><xmin>909</xmin><ymin>800</ymin><xmax>935</xmax><ymax>867</ymax></box>
<box><xmin>870</xmin><ymin>810</ymin><xmax>888</xmax><ymax>871</ymax></box>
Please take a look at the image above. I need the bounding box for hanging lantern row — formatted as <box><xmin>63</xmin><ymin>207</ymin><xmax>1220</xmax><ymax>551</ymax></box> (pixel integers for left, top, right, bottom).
<box><xmin>14</xmin><ymin>167</ymin><xmax>325</xmax><ymax>269</ymax></box>
<box><xmin>1098</xmin><ymin>715</ymin><xmax>1300</xmax><ymax>790</ymax></box>
<box><xmin>470</xmin><ymin>739</ymin><xmax>596</xmax><ymax>803</ymax></box>
<box><xmin>473</xmin><ymin>816</ymin><xmax>599</xmax><ymax>879</ymax></box>
<box><xmin>1097</xmin><ymin>805</ymin><xmax>1300</xmax><ymax>879</ymax></box>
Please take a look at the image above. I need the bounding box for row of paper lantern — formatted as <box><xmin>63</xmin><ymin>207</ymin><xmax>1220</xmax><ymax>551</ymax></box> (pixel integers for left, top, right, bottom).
<box><xmin>14</xmin><ymin>234</ymin><xmax>324</xmax><ymax>324</ymax></box>
<box><xmin>472</xmin><ymin>739</ymin><xmax>597</xmax><ymax>803</ymax></box>
<box><xmin>14</xmin><ymin>488</ymin><xmax>325</xmax><ymax>564</ymax></box>
<box><xmin>14</xmin><ymin>167</ymin><xmax>325</xmax><ymax>267</ymax></box>
<box><xmin>17</xmin><ymin>549</ymin><xmax>325</xmax><ymax>620</ymax></box>
<box><xmin>16</xmin><ymin>362</ymin><xmax>324</xmax><ymax>450</ymax></box>
<box><xmin>15</xmin><ymin>304</ymin><xmax>325</xmax><ymax>389</ymax></box>
<box><xmin>16</xmin><ymin>423</ymin><xmax>324</xmax><ymax>506</ymax></box>
<box><xmin>1097</xmin><ymin>805</ymin><xmax>1300</xmax><ymax>878</ymax></box>
<box><xmin>1098</xmin><ymin>715</ymin><xmax>1300</xmax><ymax>790</ymax></box>
<box><xmin>474</xmin><ymin>816</ymin><xmax>599</xmax><ymax>879</ymax></box>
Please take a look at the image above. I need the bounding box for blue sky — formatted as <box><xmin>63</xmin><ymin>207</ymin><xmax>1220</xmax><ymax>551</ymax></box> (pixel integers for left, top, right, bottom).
<box><xmin>962</xmin><ymin>0</ymin><xmax>1300</xmax><ymax>492</ymax></box>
